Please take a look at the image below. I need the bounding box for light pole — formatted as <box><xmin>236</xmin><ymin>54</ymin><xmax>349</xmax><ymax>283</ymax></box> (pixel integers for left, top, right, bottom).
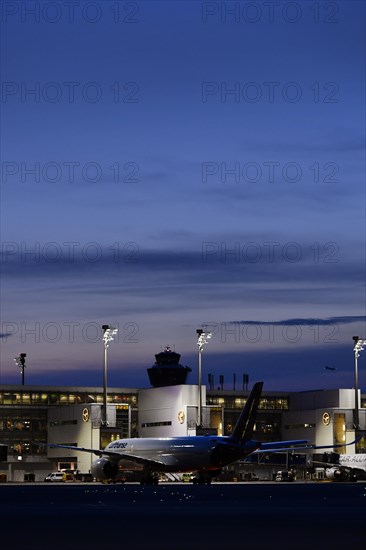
<box><xmin>102</xmin><ymin>325</ymin><xmax>118</xmax><ymax>426</ymax></box>
<box><xmin>14</xmin><ymin>353</ymin><xmax>26</xmax><ymax>385</ymax></box>
<box><xmin>353</xmin><ymin>336</ymin><xmax>366</xmax><ymax>430</ymax></box>
<box><xmin>196</xmin><ymin>329</ymin><xmax>212</xmax><ymax>428</ymax></box>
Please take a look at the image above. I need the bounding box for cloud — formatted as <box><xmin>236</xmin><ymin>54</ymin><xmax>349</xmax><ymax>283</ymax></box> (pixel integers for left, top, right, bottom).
<box><xmin>227</xmin><ymin>316</ymin><xmax>366</xmax><ymax>326</ymax></box>
<box><xmin>2</xmin><ymin>248</ymin><xmax>364</xmax><ymax>319</ymax></box>
<box><xmin>241</xmin><ymin>135</ymin><xmax>365</xmax><ymax>155</ymax></box>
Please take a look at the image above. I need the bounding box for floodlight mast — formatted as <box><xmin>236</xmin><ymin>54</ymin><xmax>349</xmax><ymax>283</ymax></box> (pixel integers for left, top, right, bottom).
<box><xmin>102</xmin><ymin>325</ymin><xmax>118</xmax><ymax>426</ymax></box>
<box><xmin>353</xmin><ymin>336</ymin><xmax>366</xmax><ymax>430</ymax></box>
<box><xmin>196</xmin><ymin>329</ymin><xmax>212</xmax><ymax>428</ymax></box>
<box><xmin>14</xmin><ymin>353</ymin><xmax>26</xmax><ymax>385</ymax></box>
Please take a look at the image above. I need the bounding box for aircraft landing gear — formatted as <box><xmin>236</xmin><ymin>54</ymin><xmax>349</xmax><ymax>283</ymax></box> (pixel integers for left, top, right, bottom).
<box><xmin>192</xmin><ymin>475</ymin><xmax>212</xmax><ymax>485</ymax></box>
<box><xmin>140</xmin><ymin>473</ymin><xmax>159</xmax><ymax>485</ymax></box>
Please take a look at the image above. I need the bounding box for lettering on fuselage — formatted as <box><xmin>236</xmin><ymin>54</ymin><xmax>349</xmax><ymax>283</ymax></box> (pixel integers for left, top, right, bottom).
<box><xmin>340</xmin><ymin>455</ymin><xmax>366</xmax><ymax>464</ymax></box>
<box><xmin>108</xmin><ymin>441</ymin><xmax>128</xmax><ymax>449</ymax></box>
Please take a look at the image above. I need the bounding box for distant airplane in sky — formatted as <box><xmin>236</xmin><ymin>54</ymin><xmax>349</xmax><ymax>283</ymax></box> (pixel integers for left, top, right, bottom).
<box><xmin>49</xmin><ymin>381</ymin><xmax>359</xmax><ymax>485</ymax></box>
<box><xmin>324</xmin><ymin>366</ymin><xmax>337</xmax><ymax>371</ymax></box>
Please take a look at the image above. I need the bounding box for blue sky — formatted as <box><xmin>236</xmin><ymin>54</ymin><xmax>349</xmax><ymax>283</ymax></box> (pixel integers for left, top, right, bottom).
<box><xmin>1</xmin><ymin>1</ymin><xmax>365</xmax><ymax>391</ymax></box>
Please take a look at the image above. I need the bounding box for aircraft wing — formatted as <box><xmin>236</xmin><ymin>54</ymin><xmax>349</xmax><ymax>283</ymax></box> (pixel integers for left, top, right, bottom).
<box><xmin>254</xmin><ymin>437</ymin><xmax>362</xmax><ymax>454</ymax></box>
<box><xmin>256</xmin><ymin>440</ymin><xmax>308</xmax><ymax>452</ymax></box>
<box><xmin>312</xmin><ymin>459</ymin><xmax>340</xmax><ymax>467</ymax></box>
<box><xmin>49</xmin><ymin>443</ymin><xmax>108</xmax><ymax>457</ymax></box>
<box><xmin>48</xmin><ymin>443</ymin><xmax>168</xmax><ymax>469</ymax></box>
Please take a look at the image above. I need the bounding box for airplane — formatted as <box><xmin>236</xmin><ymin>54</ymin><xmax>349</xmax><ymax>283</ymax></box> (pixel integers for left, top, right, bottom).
<box><xmin>48</xmin><ymin>381</ymin><xmax>360</xmax><ymax>485</ymax></box>
<box><xmin>313</xmin><ymin>453</ymin><xmax>366</xmax><ymax>482</ymax></box>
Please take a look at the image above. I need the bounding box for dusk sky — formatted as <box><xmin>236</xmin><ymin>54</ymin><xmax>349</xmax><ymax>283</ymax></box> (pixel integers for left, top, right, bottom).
<box><xmin>1</xmin><ymin>1</ymin><xmax>365</xmax><ymax>392</ymax></box>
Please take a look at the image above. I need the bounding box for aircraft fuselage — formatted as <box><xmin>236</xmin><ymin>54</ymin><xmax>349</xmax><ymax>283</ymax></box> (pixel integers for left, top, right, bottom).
<box><xmin>339</xmin><ymin>454</ymin><xmax>366</xmax><ymax>473</ymax></box>
<box><xmin>105</xmin><ymin>435</ymin><xmax>260</xmax><ymax>472</ymax></box>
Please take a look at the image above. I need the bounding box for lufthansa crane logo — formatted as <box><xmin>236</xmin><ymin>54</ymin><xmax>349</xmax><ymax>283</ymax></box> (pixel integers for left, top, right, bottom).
<box><xmin>82</xmin><ymin>408</ymin><xmax>89</xmax><ymax>422</ymax></box>
<box><xmin>322</xmin><ymin>412</ymin><xmax>330</xmax><ymax>426</ymax></box>
<box><xmin>178</xmin><ymin>410</ymin><xmax>185</xmax><ymax>424</ymax></box>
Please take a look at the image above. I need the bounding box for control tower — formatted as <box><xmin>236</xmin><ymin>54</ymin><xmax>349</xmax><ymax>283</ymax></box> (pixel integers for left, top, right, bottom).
<box><xmin>147</xmin><ymin>346</ymin><xmax>192</xmax><ymax>387</ymax></box>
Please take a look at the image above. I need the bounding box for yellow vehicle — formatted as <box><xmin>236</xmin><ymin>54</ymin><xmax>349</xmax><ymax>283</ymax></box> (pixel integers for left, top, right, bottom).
<box><xmin>182</xmin><ymin>473</ymin><xmax>194</xmax><ymax>482</ymax></box>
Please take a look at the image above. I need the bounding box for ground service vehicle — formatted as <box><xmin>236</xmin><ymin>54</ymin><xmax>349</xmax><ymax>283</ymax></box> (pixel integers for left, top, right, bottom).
<box><xmin>182</xmin><ymin>473</ymin><xmax>194</xmax><ymax>482</ymax></box>
<box><xmin>275</xmin><ymin>470</ymin><xmax>294</xmax><ymax>482</ymax></box>
<box><xmin>44</xmin><ymin>472</ymin><xmax>65</xmax><ymax>482</ymax></box>
<box><xmin>243</xmin><ymin>472</ymin><xmax>259</xmax><ymax>481</ymax></box>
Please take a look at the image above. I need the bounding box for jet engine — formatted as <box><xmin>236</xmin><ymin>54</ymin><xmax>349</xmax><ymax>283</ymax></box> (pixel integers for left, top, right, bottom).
<box><xmin>325</xmin><ymin>467</ymin><xmax>343</xmax><ymax>481</ymax></box>
<box><xmin>91</xmin><ymin>457</ymin><xmax>119</xmax><ymax>481</ymax></box>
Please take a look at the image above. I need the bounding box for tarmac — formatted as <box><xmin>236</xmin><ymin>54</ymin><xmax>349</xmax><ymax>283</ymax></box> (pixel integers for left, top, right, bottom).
<box><xmin>1</xmin><ymin>482</ymin><xmax>365</xmax><ymax>549</ymax></box>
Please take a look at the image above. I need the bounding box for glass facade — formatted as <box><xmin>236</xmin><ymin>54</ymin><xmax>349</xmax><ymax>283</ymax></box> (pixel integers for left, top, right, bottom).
<box><xmin>206</xmin><ymin>393</ymin><xmax>289</xmax><ymax>410</ymax></box>
<box><xmin>0</xmin><ymin>407</ymin><xmax>48</xmax><ymax>456</ymax></box>
<box><xmin>206</xmin><ymin>392</ymin><xmax>288</xmax><ymax>438</ymax></box>
<box><xmin>0</xmin><ymin>390</ymin><xmax>137</xmax><ymax>406</ymax></box>
<box><xmin>0</xmin><ymin>387</ymin><xmax>138</xmax><ymax>457</ymax></box>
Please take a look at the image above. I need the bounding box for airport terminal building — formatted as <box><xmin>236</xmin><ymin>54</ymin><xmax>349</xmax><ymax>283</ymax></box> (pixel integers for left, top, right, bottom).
<box><xmin>1</xmin><ymin>384</ymin><xmax>365</xmax><ymax>482</ymax></box>
<box><xmin>1</xmin><ymin>348</ymin><xmax>365</xmax><ymax>481</ymax></box>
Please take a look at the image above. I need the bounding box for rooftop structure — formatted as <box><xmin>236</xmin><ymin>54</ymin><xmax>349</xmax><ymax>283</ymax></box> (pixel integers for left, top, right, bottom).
<box><xmin>147</xmin><ymin>346</ymin><xmax>192</xmax><ymax>387</ymax></box>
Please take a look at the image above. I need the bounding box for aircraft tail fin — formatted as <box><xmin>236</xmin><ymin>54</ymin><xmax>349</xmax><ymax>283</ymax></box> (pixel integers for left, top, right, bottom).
<box><xmin>230</xmin><ymin>381</ymin><xmax>263</xmax><ymax>440</ymax></box>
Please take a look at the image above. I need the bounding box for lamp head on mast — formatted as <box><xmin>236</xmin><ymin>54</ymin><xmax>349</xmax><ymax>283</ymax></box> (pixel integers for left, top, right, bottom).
<box><xmin>196</xmin><ymin>329</ymin><xmax>212</xmax><ymax>352</ymax></box>
<box><xmin>102</xmin><ymin>325</ymin><xmax>118</xmax><ymax>349</ymax></box>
